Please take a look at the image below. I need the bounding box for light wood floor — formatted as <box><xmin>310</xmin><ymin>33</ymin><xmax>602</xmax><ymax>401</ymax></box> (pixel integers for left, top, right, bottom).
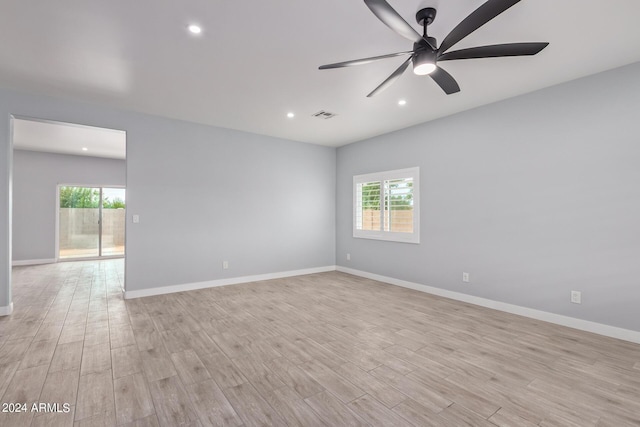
<box><xmin>1</xmin><ymin>260</ymin><xmax>640</xmax><ymax>426</ymax></box>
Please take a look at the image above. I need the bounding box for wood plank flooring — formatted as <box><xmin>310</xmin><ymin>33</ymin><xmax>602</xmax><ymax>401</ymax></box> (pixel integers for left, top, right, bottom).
<box><xmin>1</xmin><ymin>259</ymin><xmax>640</xmax><ymax>426</ymax></box>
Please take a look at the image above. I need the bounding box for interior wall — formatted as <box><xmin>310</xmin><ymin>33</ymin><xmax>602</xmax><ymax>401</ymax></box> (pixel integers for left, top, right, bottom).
<box><xmin>125</xmin><ymin>115</ymin><xmax>336</xmax><ymax>291</ymax></box>
<box><xmin>337</xmin><ymin>61</ymin><xmax>640</xmax><ymax>332</ymax></box>
<box><xmin>0</xmin><ymin>115</ymin><xmax>10</xmax><ymax>309</ymax></box>
<box><xmin>0</xmin><ymin>88</ymin><xmax>336</xmax><ymax>308</ymax></box>
<box><xmin>12</xmin><ymin>149</ymin><xmax>126</xmax><ymax>262</ymax></box>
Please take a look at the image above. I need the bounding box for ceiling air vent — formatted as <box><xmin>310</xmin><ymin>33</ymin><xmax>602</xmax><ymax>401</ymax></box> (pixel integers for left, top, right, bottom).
<box><xmin>312</xmin><ymin>110</ymin><xmax>337</xmax><ymax>120</ymax></box>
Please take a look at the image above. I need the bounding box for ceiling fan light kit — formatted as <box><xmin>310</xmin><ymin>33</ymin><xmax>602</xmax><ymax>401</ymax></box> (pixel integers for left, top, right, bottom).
<box><xmin>319</xmin><ymin>0</ymin><xmax>549</xmax><ymax>97</ymax></box>
<box><xmin>413</xmin><ymin>50</ymin><xmax>437</xmax><ymax>75</ymax></box>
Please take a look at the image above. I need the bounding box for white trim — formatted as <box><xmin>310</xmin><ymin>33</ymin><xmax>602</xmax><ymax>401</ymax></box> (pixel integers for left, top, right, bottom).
<box><xmin>124</xmin><ymin>265</ymin><xmax>337</xmax><ymax>300</ymax></box>
<box><xmin>0</xmin><ymin>302</ymin><xmax>14</xmax><ymax>316</ymax></box>
<box><xmin>55</xmin><ymin>185</ymin><xmax>60</xmax><ymax>260</ymax></box>
<box><xmin>58</xmin><ymin>255</ymin><xmax>124</xmax><ymax>263</ymax></box>
<box><xmin>12</xmin><ymin>258</ymin><xmax>56</xmax><ymax>266</ymax></box>
<box><xmin>121</xmin><ymin>262</ymin><xmax>640</xmax><ymax>344</ymax></box>
<box><xmin>336</xmin><ymin>266</ymin><xmax>640</xmax><ymax>345</ymax></box>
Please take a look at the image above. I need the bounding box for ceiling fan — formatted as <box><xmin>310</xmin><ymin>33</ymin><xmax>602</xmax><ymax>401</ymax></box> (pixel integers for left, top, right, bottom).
<box><xmin>319</xmin><ymin>0</ymin><xmax>549</xmax><ymax>97</ymax></box>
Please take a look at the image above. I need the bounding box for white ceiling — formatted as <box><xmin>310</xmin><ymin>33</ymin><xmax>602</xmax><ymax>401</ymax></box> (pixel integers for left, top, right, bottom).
<box><xmin>1</xmin><ymin>0</ymin><xmax>640</xmax><ymax>147</ymax></box>
<box><xmin>13</xmin><ymin>118</ymin><xmax>126</xmax><ymax>159</ymax></box>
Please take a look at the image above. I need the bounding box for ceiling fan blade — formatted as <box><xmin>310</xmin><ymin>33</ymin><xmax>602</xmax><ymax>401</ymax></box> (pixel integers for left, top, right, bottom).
<box><xmin>364</xmin><ymin>0</ymin><xmax>423</xmax><ymax>43</ymax></box>
<box><xmin>430</xmin><ymin>66</ymin><xmax>460</xmax><ymax>95</ymax></box>
<box><xmin>367</xmin><ymin>56</ymin><xmax>412</xmax><ymax>97</ymax></box>
<box><xmin>319</xmin><ymin>51</ymin><xmax>412</xmax><ymax>70</ymax></box>
<box><xmin>439</xmin><ymin>0</ymin><xmax>521</xmax><ymax>54</ymax></box>
<box><xmin>438</xmin><ymin>42</ymin><xmax>549</xmax><ymax>61</ymax></box>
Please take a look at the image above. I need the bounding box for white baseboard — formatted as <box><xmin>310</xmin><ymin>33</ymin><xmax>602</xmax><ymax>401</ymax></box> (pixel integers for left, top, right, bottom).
<box><xmin>124</xmin><ymin>265</ymin><xmax>337</xmax><ymax>300</ymax></box>
<box><xmin>12</xmin><ymin>258</ymin><xmax>56</xmax><ymax>266</ymax></box>
<box><xmin>337</xmin><ymin>266</ymin><xmax>640</xmax><ymax>345</ymax></box>
<box><xmin>121</xmin><ymin>263</ymin><xmax>640</xmax><ymax>344</ymax></box>
<box><xmin>0</xmin><ymin>302</ymin><xmax>14</xmax><ymax>316</ymax></box>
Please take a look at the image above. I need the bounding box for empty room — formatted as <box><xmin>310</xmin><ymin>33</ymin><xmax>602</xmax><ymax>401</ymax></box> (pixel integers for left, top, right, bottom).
<box><xmin>1</xmin><ymin>0</ymin><xmax>639</xmax><ymax>426</ymax></box>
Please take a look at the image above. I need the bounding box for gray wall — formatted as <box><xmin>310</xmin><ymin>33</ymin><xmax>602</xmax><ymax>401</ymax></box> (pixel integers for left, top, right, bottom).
<box><xmin>12</xmin><ymin>150</ymin><xmax>126</xmax><ymax>261</ymax></box>
<box><xmin>125</xmin><ymin>118</ymin><xmax>335</xmax><ymax>290</ymax></box>
<box><xmin>337</xmin><ymin>62</ymin><xmax>640</xmax><ymax>332</ymax></box>
<box><xmin>0</xmin><ymin>89</ymin><xmax>336</xmax><ymax>308</ymax></box>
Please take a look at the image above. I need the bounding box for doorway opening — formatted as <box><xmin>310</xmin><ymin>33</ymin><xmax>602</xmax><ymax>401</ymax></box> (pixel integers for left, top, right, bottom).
<box><xmin>10</xmin><ymin>116</ymin><xmax>126</xmax><ymax>268</ymax></box>
<box><xmin>58</xmin><ymin>186</ymin><xmax>126</xmax><ymax>259</ymax></box>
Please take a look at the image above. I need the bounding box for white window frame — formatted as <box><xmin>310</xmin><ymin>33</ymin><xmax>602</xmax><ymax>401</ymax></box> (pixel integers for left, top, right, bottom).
<box><xmin>353</xmin><ymin>167</ymin><xmax>420</xmax><ymax>244</ymax></box>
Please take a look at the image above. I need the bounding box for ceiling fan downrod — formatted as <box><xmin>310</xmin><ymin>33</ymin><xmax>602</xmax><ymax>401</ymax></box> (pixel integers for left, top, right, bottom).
<box><xmin>416</xmin><ymin>8</ymin><xmax>437</xmax><ymax>50</ymax></box>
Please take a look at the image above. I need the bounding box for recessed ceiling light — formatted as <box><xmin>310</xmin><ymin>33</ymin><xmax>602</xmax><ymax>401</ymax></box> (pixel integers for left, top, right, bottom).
<box><xmin>188</xmin><ymin>24</ymin><xmax>202</xmax><ymax>35</ymax></box>
<box><xmin>82</xmin><ymin>147</ymin><xmax>88</xmax><ymax>151</ymax></box>
<box><xmin>287</xmin><ymin>112</ymin><xmax>295</xmax><ymax>118</ymax></box>
<box><xmin>398</xmin><ymin>100</ymin><xmax>407</xmax><ymax>106</ymax></box>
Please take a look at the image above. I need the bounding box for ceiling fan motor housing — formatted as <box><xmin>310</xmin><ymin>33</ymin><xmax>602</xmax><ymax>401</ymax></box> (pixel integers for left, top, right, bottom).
<box><xmin>415</xmin><ymin>37</ymin><xmax>437</xmax><ymax>51</ymax></box>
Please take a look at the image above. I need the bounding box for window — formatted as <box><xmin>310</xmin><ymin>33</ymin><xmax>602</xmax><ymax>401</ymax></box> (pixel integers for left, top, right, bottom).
<box><xmin>353</xmin><ymin>167</ymin><xmax>419</xmax><ymax>243</ymax></box>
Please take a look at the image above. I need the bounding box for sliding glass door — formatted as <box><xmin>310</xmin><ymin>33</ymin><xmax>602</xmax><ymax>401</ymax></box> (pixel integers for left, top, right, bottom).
<box><xmin>58</xmin><ymin>186</ymin><xmax>125</xmax><ymax>259</ymax></box>
<box><xmin>101</xmin><ymin>188</ymin><xmax>126</xmax><ymax>256</ymax></box>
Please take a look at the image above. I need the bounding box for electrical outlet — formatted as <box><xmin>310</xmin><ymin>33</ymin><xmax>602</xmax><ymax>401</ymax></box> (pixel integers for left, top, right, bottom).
<box><xmin>571</xmin><ymin>290</ymin><xmax>581</xmax><ymax>304</ymax></box>
<box><xmin>222</xmin><ymin>261</ymin><xmax>229</xmax><ymax>270</ymax></box>
<box><xmin>132</xmin><ymin>214</ymin><xmax>140</xmax><ymax>223</ymax></box>
<box><xmin>346</xmin><ymin>253</ymin><xmax>351</xmax><ymax>261</ymax></box>
<box><xmin>462</xmin><ymin>272</ymin><xmax>470</xmax><ymax>283</ymax></box>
